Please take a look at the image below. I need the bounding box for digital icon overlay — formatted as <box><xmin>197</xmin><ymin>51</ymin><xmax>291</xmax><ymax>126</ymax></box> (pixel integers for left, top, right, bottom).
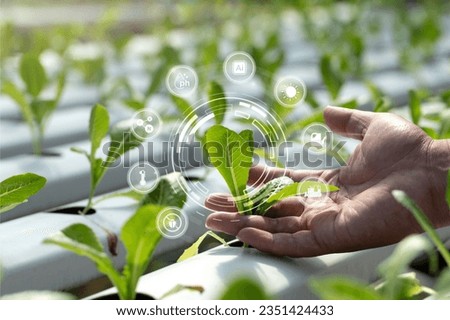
<box><xmin>166</xmin><ymin>65</ymin><xmax>198</xmax><ymax>97</ymax></box>
<box><xmin>127</xmin><ymin>162</ymin><xmax>160</xmax><ymax>194</ymax></box>
<box><xmin>301</xmin><ymin>123</ymin><xmax>332</xmax><ymax>153</ymax></box>
<box><xmin>274</xmin><ymin>76</ymin><xmax>307</xmax><ymax>107</ymax></box>
<box><xmin>156</xmin><ymin>207</ymin><xmax>189</xmax><ymax>239</ymax></box>
<box><xmin>297</xmin><ymin>176</ymin><xmax>331</xmax><ymax>207</ymax></box>
<box><xmin>223</xmin><ymin>51</ymin><xmax>256</xmax><ymax>83</ymax></box>
<box><xmin>131</xmin><ymin>109</ymin><xmax>162</xmax><ymax>140</ymax></box>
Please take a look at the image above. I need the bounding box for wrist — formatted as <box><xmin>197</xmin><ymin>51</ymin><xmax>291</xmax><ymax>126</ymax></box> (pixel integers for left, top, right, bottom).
<box><xmin>429</xmin><ymin>139</ymin><xmax>450</xmax><ymax>170</ymax></box>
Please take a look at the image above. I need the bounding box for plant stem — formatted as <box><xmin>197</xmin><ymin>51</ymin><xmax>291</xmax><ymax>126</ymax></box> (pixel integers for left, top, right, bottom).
<box><xmin>392</xmin><ymin>190</ymin><xmax>450</xmax><ymax>267</ymax></box>
<box><xmin>80</xmin><ymin>188</ymin><xmax>95</xmax><ymax>215</ymax></box>
<box><xmin>31</xmin><ymin>127</ymin><xmax>43</xmax><ymax>156</ymax></box>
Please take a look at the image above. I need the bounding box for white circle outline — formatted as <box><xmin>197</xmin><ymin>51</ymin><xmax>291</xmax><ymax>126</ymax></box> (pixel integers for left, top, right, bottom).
<box><xmin>130</xmin><ymin>110</ymin><xmax>162</xmax><ymax>140</ymax></box>
<box><xmin>223</xmin><ymin>51</ymin><xmax>256</xmax><ymax>83</ymax></box>
<box><xmin>301</xmin><ymin>122</ymin><xmax>332</xmax><ymax>155</ymax></box>
<box><xmin>127</xmin><ymin>162</ymin><xmax>160</xmax><ymax>194</ymax></box>
<box><xmin>274</xmin><ymin>76</ymin><xmax>307</xmax><ymax>107</ymax></box>
<box><xmin>156</xmin><ymin>207</ymin><xmax>188</xmax><ymax>239</ymax></box>
<box><xmin>168</xmin><ymin>95</ymin><xmax>289</xmax><ymax>212</ymax></box>
<box><xmin>165</xmin><ymin>65</ymin><xmax>198</xmax><ymax>97</ymax></box>
<box><xmin>297</xmin><ymin>176</ymin><xmax>331</xmax><ymax>208</ymax></box>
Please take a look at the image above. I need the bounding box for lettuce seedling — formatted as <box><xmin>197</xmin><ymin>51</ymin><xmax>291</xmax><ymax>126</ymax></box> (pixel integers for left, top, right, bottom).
<box><xmin>179</xmin><ymin>125</ymin><xmax>338</xmax><ymax>260</ymax></box>
<box><xmin>2</xmin><ymin>53</ymin><xmax>65</xmax><ymax>155</ymax></box>
<box><xmin>71</xmin><ymin>104</ymin><xmax>145</xmax><ymax>215</ymax></box>
<box><xmin>0</xmin><ymin>173</ymin><xmax>47</xmax><ymax>214</ymax></box>
<box><xmin>44</xmin><ymin>173</ymin><xmax>200</xmax><ymax>300</ymax></box>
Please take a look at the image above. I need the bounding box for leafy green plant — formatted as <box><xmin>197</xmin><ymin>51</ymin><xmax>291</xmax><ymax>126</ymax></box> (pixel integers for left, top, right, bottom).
<box><xmin>2</xmin><ymin>53</ymin><xmax>66</xmax><ymax>155</ymax></box>
<box><xmin>44</xmin><ymin>173</ymin><xmax>200</xmax><ymax>300</ymax></box>
<box><xmin>179</xmin><ymin>125</ymin><xmax>338</xmax><ymax>260</ymax></box>
<box><xmin>0</xmin><ymin>173</ymin><xmax>47</xmax><ymax>214</ymax></box>
<box><xmin>70</xmin><ymin>104</ymin><xmax>145</xmax><ymax>214</ymax></box>
<box><xmin>310</xmin><ymin>190</ymin><xmax>450</xmax><ymax>300</ymax></box>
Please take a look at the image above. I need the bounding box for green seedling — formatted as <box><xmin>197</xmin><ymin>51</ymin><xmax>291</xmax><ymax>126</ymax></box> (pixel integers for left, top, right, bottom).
<box><xmin>44</xmin><ymin>173</ymin><xmax>202</xmax><ymax>300</ymax></box>
<box><xmin>2</xmin><ymin>53</ymin><xmax>66</xmax><ymax>155</ymax></box>
<box><xmin>179</xmin><ymin>125</ymin><xmax>338</xmax><ymax>260</ymax></box>
<box><xmin>70</xmin><ymin>104</ymin><xmax>145</xmax><ymax>215</ymax></box>
<box><xmin>0</xmin><ymin>173</ymin><xmax>46</xmax><ymax>214</ymax></box>
<box><xmin>309</xmin><ymin>190</ymin><xmax>450</xmax><ymax>300</ymax></box>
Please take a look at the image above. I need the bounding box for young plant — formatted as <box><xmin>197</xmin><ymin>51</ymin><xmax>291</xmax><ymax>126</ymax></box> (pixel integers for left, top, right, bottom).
<box><xmin>0</xmin><ymin>173</ymin><xmax>46</xmax><ymax>214</ymax></box>
<box><xmin>1</xmin><ymin>53</ymin><xmax>65</xmax><ymax>155</ymax></box>
<box><xmin>44</xmin><ymin>173</ymin><xmax>200</xmax><ymax>300</ymax></box>
<box><xmin>70</xmin><ymin>104</ymin><xmax>145</xmax><ymax>214</ymax></box>
<box><xmin>179</xmin><ymin>125</ymin><xmax>338</xmax><ymax>260</ymax></box>
<box><xmin>309</xmin><ymin>190</ymin><xmax>450</xmax><ymax>300</ymax></box>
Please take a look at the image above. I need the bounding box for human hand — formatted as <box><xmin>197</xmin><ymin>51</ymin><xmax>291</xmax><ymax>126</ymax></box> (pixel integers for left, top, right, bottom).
<box><xmin>205</xmin><ymin>106</ymin><xmax>450</xmax><ymax>257</ymax></box>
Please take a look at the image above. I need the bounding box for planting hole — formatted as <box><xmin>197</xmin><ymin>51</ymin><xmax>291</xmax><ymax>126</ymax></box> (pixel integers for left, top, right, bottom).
<box><xmin>48</xmin><ymin>206</ymin><xmax>96</xmax><ymax>215</ymax></box>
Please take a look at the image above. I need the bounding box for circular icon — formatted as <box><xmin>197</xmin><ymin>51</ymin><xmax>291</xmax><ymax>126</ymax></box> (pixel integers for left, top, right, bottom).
<box><xmin>223</xmin><ymin>51</ymin><xmax>256</xmax><ymax>83</ymax></box>
<box><xmin>297</xmin><ymin>177</ymin><xmax>330</xmax><ymax>207</ymax></box>
<box><xmin>301</xmin><ymin>123</ymin><xmax>332</xmax><ymax>154</ymax></box>
<box><xmin>156</xmin><ymin>207</ymin><xmax>188</xmax><ymax>239</ymax></box>
<box><xmin>166</xmin><ymin>65</ymin><xmax>198</xmax><ymax>97</ymax></box>
<box><xmin>131</xmin><ymin>110</ymin><xmax>162</xmax><ymax>140</ymax></box>
<box><xmin>169</xmin><ymin>96</ymin><xmax>289</xmax><ymax>212</ymax></box>
<box><xmin>127</xmin><ymin>162</ymin><xmax>160</xmax><ymax>194</ymax></box>
<box><xmin>274</xmin><ymin>76</ymin><xmax>307</xmax><ymax>107</ymax></box>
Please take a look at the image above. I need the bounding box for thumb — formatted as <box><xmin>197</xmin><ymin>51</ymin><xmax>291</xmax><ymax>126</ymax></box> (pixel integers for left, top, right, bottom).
<box><xmin>323</xmin><ymin>106</ymin><xmax>375</xmax><ymax>140</ymax></box>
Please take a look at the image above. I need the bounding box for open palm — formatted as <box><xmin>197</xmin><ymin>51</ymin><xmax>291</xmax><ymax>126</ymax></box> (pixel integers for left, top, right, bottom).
<box><xmin>205</xmin><ymin>106</ymin><xmax>450</xmax><ymax>257</ymax></box>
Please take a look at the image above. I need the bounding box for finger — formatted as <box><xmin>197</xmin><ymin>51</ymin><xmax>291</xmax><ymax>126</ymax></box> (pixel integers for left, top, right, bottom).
<box><xmin>237</xmin><ymin>228</ymin><xmax>325</xmax><ymax>257</ymax></box>
<box><xmin>248</xmin><ymin>164</ymin><xmax>323</xmax><ymax>186</ymax></box>
<box><xmin>205</xmin><ymin>193</ymin><xmax>237</xmax><ymax>212</ymax></box>
<box><xmin>324</xmin><ymin>106</ymin><xmax>374</xmax><ymax>140</ymax></box>
<box><xmin>205</xmin><ymin>212</ymin><xmax>303</xmax><ymax>236</ymax></box>
<box><xmin>264</xmin><ymin>197</ymin><xmax>305</xmax><ymax>217</ymax></box>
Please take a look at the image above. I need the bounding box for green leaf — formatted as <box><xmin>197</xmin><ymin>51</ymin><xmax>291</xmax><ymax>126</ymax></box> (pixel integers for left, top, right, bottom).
<box><xmin>171</xmin><ymin>95</ymin><xmax>196</xmax><ymax>122</ymax></box>
<box><xmin>89</xmin><ymin>104</ymin><xmax>110</xmax><ymax>159</ymax></box>
<box><xmin>2</xmin><ymin>81</ymin><xmax>34</xmax><ymax>127</ymax></box>
<box><xmin>254</xmin><ymin>180</ymin><xmax>339</xmax><ymax>215</ymax></box>
<box><xmin>408</xmin><ymin>90</ymin><xmax>421</xmax><ymax>125</ymax></box>
<box><xmin>104</xmin><ymin>119</ymin><xmax>143</xmax><ymax>167</ymax></box>
<box><xmin>220</xmin><ymin>278</ymin><xmax>270</xmax><ymax>300</ymax></box>
<box><xmin>94</xmin><ymin>189</ymin><xmax>144</xmax><ymax>205</ymax></box>
<box><xmin>30</xmin><ymin>99</ymin><xmax>57</xmax><ymax>125</ymax></box>
<box><xmin>178</xmin><ymin>231</ymin><xmax>227</xmax><ymax>262</ymax></box>
<box><xmin>123</xmin><ymin>99</ymin><xmax>145</xmax><ymax>111</ymax></box>
<box><xmin>309</xmin><ymin>277</ymin><xmax>381</xmax><ymax>300</ymax></box>
<box><xmin>0</xmin><ymin>173</ymin><xmax>46</xmax><ymax>214</ymax></box>
<box><xmin>43</xmin><ymin>224</ymin><xmax>124</xmax><ymax>296</ymax></box>
<box><xmin>159</xmin><ymin>284</ymin><xmax>204</xmax><ymax>299</ymax></box>
<box><xmin>392</xmin><ymin>190</ymin><xmax>450</xmax><ymax>266</ymax></box>
<box><xmin>320</xmin><ymin>54</ymin><xmax>343</xmax><ymax>100</ymax></box>
<box><xmin>207</xmin><ymin>81</ymin><xmax>227</xmax><ymax>125</ymax></box>
<box><xmin>70</xmin><ymin>147</ymin><xmax>89</xmax><ymax>159</ymax></box>
<box><xmin>203</xmin><ymin>125</ymin><xmax>254</xmax><ymax>213</ymax></box>
<box><xmin>375</xmin><ymin>272</ymin><xmax>425</xmax><ymax>299</ymax></box>
<box><xmin>378</xmin><ymin>234</ymin><xmax>435</xmax><ymax>299</ymax></box>
<box><xmin>141</xmin><ymin>172</ymin><xmax>187</xmax><ymax>208</ymax></box>
<box><xmin>434</xmin><ymin>268</ymin><xmax>450</xmax><ymax>299</ymax></box>
<box><xmin>20</xmin><ymin>54</ymin><xmax>47</xmax><ymax>97</ymax></box>
<box><xmin>121</xmin><ymin>204</ymin><xmax>165</xmax><ymax>300</ymax></box>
